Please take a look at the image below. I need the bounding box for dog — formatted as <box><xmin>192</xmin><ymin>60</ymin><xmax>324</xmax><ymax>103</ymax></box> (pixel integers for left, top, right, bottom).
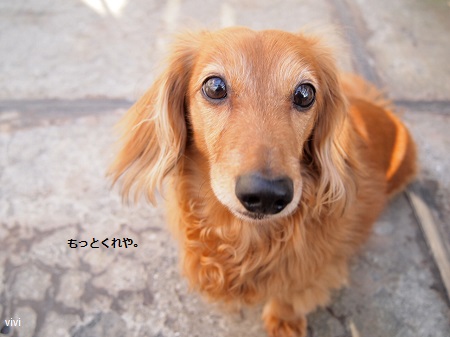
<box><xmin>108</xmin><ymin>27</ymin><xmax>417</xmax><ymax>337</ymax></box>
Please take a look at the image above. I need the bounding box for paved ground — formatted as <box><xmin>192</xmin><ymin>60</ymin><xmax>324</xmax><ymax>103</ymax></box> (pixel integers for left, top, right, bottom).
<box><xmin>1</xmin><ymin>1</ymin><xmax>449</xmax><ymax>337</ymax></box>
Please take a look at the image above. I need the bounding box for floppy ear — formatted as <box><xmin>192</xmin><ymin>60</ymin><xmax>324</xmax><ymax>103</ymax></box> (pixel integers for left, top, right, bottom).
<box><xmin>303</xmin><ymin>39</ymin><xmax>357</xmax><ymax>217</ymax></box>
<box><xmin>108</xmin><ymin>33</ymin><xmax>201</xmax><ymax>204</ymax></box>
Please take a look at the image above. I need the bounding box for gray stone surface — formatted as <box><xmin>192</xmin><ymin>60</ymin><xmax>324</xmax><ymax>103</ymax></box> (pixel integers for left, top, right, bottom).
<box><xmin>0</xmin><ymin>106</ymin><xmax>448</xmax><ymax>337</ymax></box>
<box><xmin>1</xmin><ymin>0</ymin><xmax>449</xmax><ymax>337</ymax></box>
<box><xmin>0</xmin><ymin>0</ymin><xmax>351</xmax><ymax>101</ymax></box>
<box><xmin>10</xmin><ymin>265</ymin><xmax>51</xmax><ymax>302</ymax></box>
<box><xmin>324</xmin><ymin>195</ymin><xmax>449</xmax><ymax>337</ymax></box>
<box><xmin>402</xmin><ymin>111</ymin><xmax>450</xmax><ymax>253</ymax></box>
<box><xmin>352</xmin><ymin>0</ymin><xmax>450</xmax><ymax>100</ymax></box>
<box><xmin>14</xmin><ymin>307</ymin><xmax>36</xmax><ymax>337</ymax></box>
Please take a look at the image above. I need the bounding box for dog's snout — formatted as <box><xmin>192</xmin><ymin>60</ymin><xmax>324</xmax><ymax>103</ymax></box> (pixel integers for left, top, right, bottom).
<box><xmin>235</xmin><ymin>174</ymin><xmax>294</xmax><ymax>215</ymax></box>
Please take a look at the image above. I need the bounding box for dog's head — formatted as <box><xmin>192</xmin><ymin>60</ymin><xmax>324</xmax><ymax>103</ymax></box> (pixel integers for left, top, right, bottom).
<box><xmin>109</xmin><ymin>27</ymin><xmax>353</xmax><ymax>222</ymax></box>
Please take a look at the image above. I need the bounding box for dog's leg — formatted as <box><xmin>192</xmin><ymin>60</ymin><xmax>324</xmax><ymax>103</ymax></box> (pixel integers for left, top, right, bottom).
<box><xmin>262</xmin><ymin>298</ymin><xmax>307</xmax><ymax>337</ymax></box>
<box><xmin>262</xmin><ymin>284</ymin><xmax>331</xmax><ymax>337</ymax></box>
<box><xmin>263</xmin><ymin>260</ymin><xmax>349</xmax><ymax>337</ymax></box>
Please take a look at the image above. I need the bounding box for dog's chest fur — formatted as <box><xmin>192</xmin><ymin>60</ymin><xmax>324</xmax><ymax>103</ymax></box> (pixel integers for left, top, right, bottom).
<box><xmin>164</xmin><ymin>140</ymin><xmax>388</xmax><ymax>308</ymax></box>
<box><xmin>169</xmin><ymin>172</ymin><xmax>358</xmax><ymax>306</ymax></box>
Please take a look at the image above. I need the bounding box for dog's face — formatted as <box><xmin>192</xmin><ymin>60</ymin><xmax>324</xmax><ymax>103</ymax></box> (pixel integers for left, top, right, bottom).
<box><xmin>110</xmin><ymin>27</ymin><xmax>349</xmax><ymax>222</ymax></box>
<box><xmin>187</xmin><ymin>29</ymin><xmax>322</xmax><ymax>221</ymax></box>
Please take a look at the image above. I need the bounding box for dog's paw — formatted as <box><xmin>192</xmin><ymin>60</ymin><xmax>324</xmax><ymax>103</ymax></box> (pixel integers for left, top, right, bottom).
<box><xmin>263</xmin><ymin>312</ymin><xmax>307</xmax><ymax>337</ymax></box>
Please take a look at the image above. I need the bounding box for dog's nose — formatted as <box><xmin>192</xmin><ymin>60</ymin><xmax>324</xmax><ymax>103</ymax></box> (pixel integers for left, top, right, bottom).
<box><xmin>235</xmin><ymin>174</ymin><xmax>294</xmax><ymax>215</ymax></box>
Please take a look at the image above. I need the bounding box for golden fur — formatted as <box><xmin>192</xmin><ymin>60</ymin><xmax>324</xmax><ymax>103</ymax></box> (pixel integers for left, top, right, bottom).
<box><xmin>108</xmin><ymin>27</ymin><xmax>417</xmax><ymax>337</ymax></box>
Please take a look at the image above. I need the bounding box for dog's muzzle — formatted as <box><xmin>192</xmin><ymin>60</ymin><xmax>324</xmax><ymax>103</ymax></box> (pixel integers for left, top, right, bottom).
<box><xmin>235</xmin><ymin>174</ymin><xmax>294</xmax><ymax>215</ymax></box>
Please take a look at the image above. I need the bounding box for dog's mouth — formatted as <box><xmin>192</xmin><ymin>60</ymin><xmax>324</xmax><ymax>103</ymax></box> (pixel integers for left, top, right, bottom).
<box><xmin>237</xmin><ymin>210</ymin><xmax>271</xmax><ymax>221</ymax></box>
<box><xmin>231</xmin><ymin>205</ymin><xmax>297</xmax><ymax>223</ymax></box>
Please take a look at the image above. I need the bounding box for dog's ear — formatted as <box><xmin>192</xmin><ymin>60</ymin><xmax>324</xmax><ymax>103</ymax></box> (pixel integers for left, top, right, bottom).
<box><xmin>108</xmin><ymin>33</ymin><xmax>201</xmax><ymax>204</ymax></box>
<box><xmin>302</xmin><ymin>39</ymin><xmax>356</xmax><ymax>217</ymax></box>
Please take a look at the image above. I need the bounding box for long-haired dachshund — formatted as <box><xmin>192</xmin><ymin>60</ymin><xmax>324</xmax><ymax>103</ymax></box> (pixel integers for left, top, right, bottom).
<box><xmin>109</xmin><ymin>27</ymin><xmax>417</xmax><ymax>337</ymax></box>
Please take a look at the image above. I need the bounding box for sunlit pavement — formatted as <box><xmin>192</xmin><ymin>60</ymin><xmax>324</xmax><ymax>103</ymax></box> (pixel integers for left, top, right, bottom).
<box><xmin>1</xmin><ymin>1</ymin><xmax>449</xmax><ymax>336</ymax></box>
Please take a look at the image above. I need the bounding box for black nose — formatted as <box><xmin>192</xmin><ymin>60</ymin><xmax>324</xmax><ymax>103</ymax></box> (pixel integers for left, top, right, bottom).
<box><xmin>235</xmin><ymin>174</ymin><xmax>294</xmax><ymax>215</ymax></box>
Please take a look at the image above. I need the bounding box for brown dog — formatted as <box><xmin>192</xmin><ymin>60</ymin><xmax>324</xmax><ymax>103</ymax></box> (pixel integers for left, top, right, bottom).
<box><xmin>109</xmin><ymin>27</ymin><xmax>417</xmax><ymax>337</ymax></box>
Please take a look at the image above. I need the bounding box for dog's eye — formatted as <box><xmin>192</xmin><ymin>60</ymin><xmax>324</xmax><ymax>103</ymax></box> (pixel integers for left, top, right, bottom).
<box><xmin>202</xmin><ymin>77</ymin><xmax>227</xmax><ymax>100</ymax></box>
<box><xmin>293</xmin><ymin>83</ymin><xmax>315</xmax><ymax>110</ymax></box>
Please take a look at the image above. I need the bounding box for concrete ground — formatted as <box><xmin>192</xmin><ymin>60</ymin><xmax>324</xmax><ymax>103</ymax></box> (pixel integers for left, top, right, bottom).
<box><xmin>1</xmin><ymin>0</ymin><xmax>449</xmax><ymax>336</ymax></box>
